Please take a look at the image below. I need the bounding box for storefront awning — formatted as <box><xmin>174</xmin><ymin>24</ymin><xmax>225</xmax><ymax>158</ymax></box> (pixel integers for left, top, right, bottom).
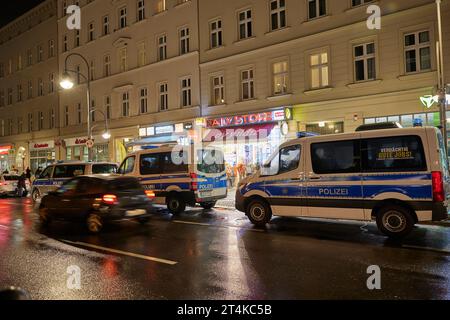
<box><xmin>203</xmin><ymin>123</ymin><xmax>277</xmax><ymax>142</ymax></box>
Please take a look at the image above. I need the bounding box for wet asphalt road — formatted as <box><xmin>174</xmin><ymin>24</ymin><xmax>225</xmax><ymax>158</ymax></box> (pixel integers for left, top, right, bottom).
<box><xmin>0</xmin><ymin>197</ymin><xmax>449</xmax><ymax>300</ymax></box>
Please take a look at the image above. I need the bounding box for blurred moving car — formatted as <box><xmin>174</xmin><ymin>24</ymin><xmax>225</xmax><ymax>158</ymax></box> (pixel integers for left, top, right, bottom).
<box><xmin>38</xmin><ymin>175</ymin><xmax>154</xmax><ymax>233</ymax></box>
<box><xmin>31</xmin><ymin>161</ymin><xmax>118</xmax><ymax>202</ymax></box>
<box><xmin>0</xmin><ymin>174</ymin><xmax>30</xmax><ymax>197</ymax></box>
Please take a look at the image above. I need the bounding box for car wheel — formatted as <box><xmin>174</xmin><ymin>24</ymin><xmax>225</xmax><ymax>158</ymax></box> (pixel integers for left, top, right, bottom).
<box><xmin>87</xmin><ymin>213</ymin><xmax>103</xmax><ymax>233</ymax></box>
<box><xmin>246</xmin><ymin>199</ymin><xmax>272</xmax><ymax>227</ymax></box>
<box><xmin>32</xmin><ymin>189</ymin><xmax>41</xmax><ymax>202</ymax></box>
<box><xmin>376</xmin><ymin>205</ymin><xmax>415</xmax><ymax>239</ymax></box>
<box><xmin>200</xmin><ymin>201</ymin><xmax>217</xmax><ymax>210</ymax></box>
<box><xmin>38</xmin><ymin>206</ymin><xmax>51</xmax><ymax>226</ymax></box>
<box><xmin>167</xmin><ymin>195</ymin><xmax>186</xmax><ymax>215</ymax></box>
<box><xmin>137</xmin><ymin>217</ymin><xmax>150</xmax><ymax>224</ymax></box>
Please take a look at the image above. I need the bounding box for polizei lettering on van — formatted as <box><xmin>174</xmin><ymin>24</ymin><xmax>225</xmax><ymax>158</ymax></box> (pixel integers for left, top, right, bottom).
<box><xmin>318</xmin><ymin>188</ymin><xmax>349</xmax><ymax>196</ymax></box>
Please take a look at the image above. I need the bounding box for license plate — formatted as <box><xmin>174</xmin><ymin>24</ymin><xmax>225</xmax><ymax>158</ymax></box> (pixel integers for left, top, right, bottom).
<box><xmin>200</xmin><ymin>191</ymin><xmax>212</xmax><ymax>197</ymax></box>
<box><xmin>126</xmin><ymin>209</ymin><xmax>146</xmax><ymax>217</ymax></box>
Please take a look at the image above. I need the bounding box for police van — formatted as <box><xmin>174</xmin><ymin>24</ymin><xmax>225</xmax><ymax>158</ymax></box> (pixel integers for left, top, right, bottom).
<box><xmin>118</xmin><ymin>145</ymin><xmax>227</xmax><ymax>214</ymax></box>
<box><xmin>31</xmin><ymin>161</ymin><xmax>118</xmax><ymax>201</ymax></box>
<box><xmin>235</xmin><ymin>126</ymin><xmax>450</xmax><ymax>238</ymax></box>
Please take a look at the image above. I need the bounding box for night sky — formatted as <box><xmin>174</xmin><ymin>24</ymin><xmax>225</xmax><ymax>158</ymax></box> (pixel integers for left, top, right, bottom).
<box><xmin>0</xmin><ymin>0</ymin><xmax>45</xmax><ymax>28</ymax></box>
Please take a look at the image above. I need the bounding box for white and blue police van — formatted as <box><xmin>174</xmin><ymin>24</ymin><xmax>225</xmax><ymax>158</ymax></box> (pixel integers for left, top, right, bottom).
<box><xmin>236</xmin><ymin>126</ymin><xmax>450</xmax><ymax>238</ymax></box>
<box><xmin>118</xmin><ymin>144</ymin><xmax>227</xmax><ymax>214</ymax></box>
<box><xmin>31</xmin><ymin>161</ymin><xmax>118</xmax><ymax>201</ymax></box>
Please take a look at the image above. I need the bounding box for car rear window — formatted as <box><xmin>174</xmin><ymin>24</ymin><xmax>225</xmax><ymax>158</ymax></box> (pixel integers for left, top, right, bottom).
<box><xmin>4</xmin><ymin>176</ymin><xmax>19</xmax><ymax>181</ymax></box>
<box><xmin>111</xmin><ymin>178</ymin><xmax>142</xmax><ymax>191</ymax></box>
<box><xmin>92</xmin><ymin>164</ymin><xmax>118</xmax><ymax>174</ymax></box>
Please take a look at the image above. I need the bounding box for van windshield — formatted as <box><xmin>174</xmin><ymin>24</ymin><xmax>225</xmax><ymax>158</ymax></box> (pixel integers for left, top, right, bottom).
<box><xmin>197</xmin><ymin>149</ymin><xmax>225</xmax><ymax>174</ymax></box>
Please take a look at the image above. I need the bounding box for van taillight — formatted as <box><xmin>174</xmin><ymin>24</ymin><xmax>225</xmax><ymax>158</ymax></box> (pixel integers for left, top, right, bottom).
<box><xmin>190</xmin><ymin>173</ymin><xmax>198</xmax><ymax>191</ymax></box>
<box><xmin>432</xmin><ymin>171</ymin><xmax>445</xmax><ymax>202</ymax></box>
<box><xmin>102</xmin><ymin>194</ymin><xmax>118</xmax><ymax>205</ymax></box>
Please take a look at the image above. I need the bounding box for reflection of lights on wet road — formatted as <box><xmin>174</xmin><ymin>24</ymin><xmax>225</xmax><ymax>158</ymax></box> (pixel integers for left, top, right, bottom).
<box><xmin>102</xmin><ymin>256</ymin><xmax>118</xmax><ymax>278</ymax></box>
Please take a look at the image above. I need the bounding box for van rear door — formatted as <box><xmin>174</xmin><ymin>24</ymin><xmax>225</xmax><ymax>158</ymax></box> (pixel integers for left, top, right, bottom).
<box><xmin>196</xmin><ymin>149</ymin><xmax>227</xmax><ymax>200</ymax></box>
<box><xmin>435</xmin><ymin>129</ymin><xmax>450</xmax><ymax>204</ymax></box>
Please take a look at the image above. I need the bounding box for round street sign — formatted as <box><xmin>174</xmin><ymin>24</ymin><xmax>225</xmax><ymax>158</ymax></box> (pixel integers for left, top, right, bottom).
<box><xmin>86</xmin><ymin>139</ymin><xmax>94</xmax><ymax>149</ymax></box>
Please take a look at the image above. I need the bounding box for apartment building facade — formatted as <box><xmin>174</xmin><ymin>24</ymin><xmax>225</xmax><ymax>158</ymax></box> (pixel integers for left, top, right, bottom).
<box><xmin>58</xmin><ymin>0</ymin><xmax>200</xmax><ymax>163</ymax></box>
<box><xmin>198</xmin><ymin>0</ymin><xmax>450</xmax><ymax>167</ymax></box>
<box><xmin>0</xmin><ymin>0</ymin><xmax>59</xmax><ymax>172</ymax></box>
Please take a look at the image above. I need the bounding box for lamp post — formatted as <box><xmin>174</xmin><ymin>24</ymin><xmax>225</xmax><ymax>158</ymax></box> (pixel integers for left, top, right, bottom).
<box><xmin>436</xmin><ymin>0</ymin><xmax>448</xmax><ymax>152</ymax></box>
<box><xmin>60</xmin><ymin>53</ymin><xmax>109</xmax><ymax>161</ymax></box>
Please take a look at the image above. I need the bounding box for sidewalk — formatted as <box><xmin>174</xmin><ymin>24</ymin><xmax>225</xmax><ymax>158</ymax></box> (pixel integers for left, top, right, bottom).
<box><xmin>216</xmin><ymin>188</ymin><xmax>236</xmax><ymax>209</ymax></box>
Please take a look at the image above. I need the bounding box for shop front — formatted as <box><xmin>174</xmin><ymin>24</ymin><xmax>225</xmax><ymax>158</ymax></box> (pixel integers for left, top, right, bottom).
<box><xmin>64</xmin><ymin>135</ymin><xmax>110</xmax><ymax>162</ymax></box>
<box><xmin>0</xmin><ymin>145</ymin><xmax>13</xmax><ymax>172</ymax></box>
<box><xmin>29</xmin><ymin>141</ymin><xmax>56</xmax><ymax>173</ymax></box>
<box><xmin>202</xmin><ymin>108</ymin><xmax>292</xmax><ymax>173</ymax></box>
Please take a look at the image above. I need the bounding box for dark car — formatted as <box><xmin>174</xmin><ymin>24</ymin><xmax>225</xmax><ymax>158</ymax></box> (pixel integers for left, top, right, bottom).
<box><xmin>38</xmin><ymin>175</ymin><xmax>155</xmax><ymax>233</ymax></box>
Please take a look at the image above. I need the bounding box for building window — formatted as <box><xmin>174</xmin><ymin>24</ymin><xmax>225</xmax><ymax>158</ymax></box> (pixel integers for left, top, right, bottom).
<box><xmin>139</xmin><ymin>88</ymin><xmax>148</xmax><ymax>114</ymax></box>
<box><xmin>7</xmin><ymin>88</ymin><xmax>13</xmax><ymax>105</ymax></box>
<box><xmin>156</xmin><ymin>0</ymin><xmax>166</xmax><ymax>14</ymax></box>
<box><xmin>64</xmin><ymin>106</ymin><xmax>69</xmax><ymax>126</ymax></box>
<box><xmin>0</xmin><ymin>64</ymin><xmax>4</xmax><ymax>78</ymax></box>
<box><xmin>404</xmin><ymin>30</ymin><xmax>431</xmax><ymax>73</ymax></box>
<box><xmin>119</xmin><ymin>7</ymin><xmax>127</xmax><ymax>29</ymax></box>
<box><xmin>270</xmin><ymin>0</ymin><xmax>286</xmax><ymax>31</ymax></box>
<box><xmin>17</xmin><ymin>55</ymin><xmax>22</xmax><ymax>71</ymax></box>
<box><xmin>137</xmin><ymin>0</ymin><xmax>145</xmax><ymax>21</ymax></box>
<box><xmin>28</xmin><ymin>113</ymin><xmax>33</xmax><ymax>132</ymax></box>
<box><xmin>90</xmin><ymin>60</ymin><xmax>95</xmax><ymax>81</ymax></box>
<box><xmin>239</xmin><ymin>9</ymin><xmax>252</xmax><ymax>40</ymax></box>
<box><xmin>38</xmin><ymin>78</ymin><xmax>44</xmax><ymax>96</ymax></box>
<box><xmin>76</xmin><ymin>65</ymin><xmax>81</xmax><ymax>84</ymax></box>
<box><xmin>308</xmin><ymin>0</ymin><xmax>326</xmax><ymax>20</ymax></box>
<box><xmin>179</xmin><ymin>27</ymin><xmax>190</xmax><ymax>55</ymax></box>
<box><xmin>241</xmin><ymin>68</ymin><xmax>255</xmax><ymax>100</ymax></box>
<box><xmin>159</xmin><ymin>83</ymin><xmax>168</xmax><ymax>111</ymax></box>
<box><xmin>119</xmin><ymin>47</ymin><xmax>127</xmax><ymax>72</ymax></box>
<box><xmin>354</xmin><ymin>42</ymin><xmax>376</xmax><ymax>82</ymax></box>
<box><xmin>63</xmin><ymin>35</ymin><xmax>68</xmax><ymax>52</ymax></box>
<box><xmin>88</xmin><ymin>22</ymin><xmax>95</xmax><ymax>42</ymax></box>
<box><xmin>50</xmin><ymin>109</ymin><xmax>55</xmax><ymax>129</ymax></box>
<box><xmin>181</xmin><ymin>77</ymin><xmax>192</xmax><ymax>107</ymax></box>
<box><xmin>62</xmin><ymin>1</ymin><xmax>67</xmax><ymax>16</ymax></box>
<box><xmin>352</xmin><ymin>0</ymin><xmax>373</xmax><ymax>7</ymax></box>
<box><xmin>104</xmin><ymin>55</ymin><xmax>111</xmax><ymax>77</ymax></box>
<box><xmin>17</xmin><ymin>84</ymin><xmax>22</xmax><ymax>102</ymax></box>
<box><xmin>8</xmin><ymin>59</ymin><xmax>12</xmax><ymax>75</ymax></box>
<box><xmin>122</xmin><ymin>92</ymin><xmax>130</xmax><ymax>117</ymax></box>
<box><xmin>37</xmin><ymin>45</ymin><xmax>43</xmax><ymax>62</ymax></box>
<box><xmin>27</xmin><ymin>49</ymin><xmax>33</xmax><ymax>66</ymax></box>
<box><xmin>158</xmin><ymin>35</ymin><xmax>167</xmax><ymax>61</ymax></box>
<box><xmin>48</xmin><ymin>40</ymin><xmax>55</xmax><ymax>58</ymax></box>
<box><xmin>272</xmin><ymin>61</ymin><xmax>288</xmax><ymax>95</ymax></box>
<box><xmin>138</xmin><ymin>42</ymin><xmax>146</xmax><ymax>67</ymax></box>
<box><xmin>38</xmin><ymin>111</ymin><xmax>44</xmax><ymax>130</ymax></box>
<box><xmin>77</xmin><ymin>103</ymin><xmax>82</xmax><ymax>124</ymax></box>
<box><xmin>103</xmin><ymin>15</ymin><xmax>110</xmax><ymax>35</ymax></box>
<box><xmin>8</xmin><ymin>119</ymin><xmax>13</xmax><ymax>135</ymax></box>
<box><xmin>104</xmin><ymin>96</ymin><xmax>111</xmax><ymax>119</ymax></box>
<box><xmin>75</xmin><ymin>30</ymin><xmax>80</xmax><ymax>47</ymax></box>
<box><xmin>211</xmin><ymin>75</ymin><xmax>225</xmax><ymax>105</ymax></box>
<box><xmin>17</xmin><ymin>118</ymin><xmax>23</xmax><ymax>134</ymax></box>
<box><xmin>310</xmin><ymin>52</ymin><xmax>329</xmax><ymax>89</ymax></box>
<box><xmin>27</xmin><ymin>80</ymin><xmax>33</xmax><ymax>99</ymax></box>
<box><xmin>49</xmin><ymin>73</ymin><xmax>55</xmax><ymax>93</ymax></box>
<box><xmin>210</xmin><ymin>19</ymin><xmax>223</xmax><ymax>48</ymax></box>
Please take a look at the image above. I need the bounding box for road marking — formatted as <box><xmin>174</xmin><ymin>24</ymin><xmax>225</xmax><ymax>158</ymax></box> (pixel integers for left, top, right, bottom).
<box><xmin>60</xmin><ymin>239</ymin><xmax>178</xmax><ymax>265</ymax></box>
<box><xmin>173</xmin><ymin>220</ymin><xmax>211</xmax><ymax>227</ymax></box>
<box><xmin>173</xmin><ymin>219</ymin><xmax>265</xmax><ymax>232</ymax></box>
<box><xmin>402</xmin><ymin>245</ymin><xmax>450</xmax><ymax>255</ymax></box>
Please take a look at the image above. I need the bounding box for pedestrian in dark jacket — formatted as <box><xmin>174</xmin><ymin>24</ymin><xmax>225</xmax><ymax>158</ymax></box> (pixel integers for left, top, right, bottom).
<box><xmin>17</xmin><ymin>173</ymin><xmax>27</xmax><ymax>197</ymax></box>
<box><xmin>25</xmin><ymin>167</ymin><xmax>31</xmax><ymax>184</ymax></box>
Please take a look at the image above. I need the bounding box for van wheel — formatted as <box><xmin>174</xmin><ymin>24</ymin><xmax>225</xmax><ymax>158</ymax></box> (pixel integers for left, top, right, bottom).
<box><xmin>38</xmin><ymin>206</ymin><xmax>51</xmax><ymax>226</ymax></box>
<box><xmin>246</xmin><ymin>199</ymin><xmax>272</xmax><ymax>227</ymax></box>
<box><xmin>200</xmin><ymin>201</ymin><xmax>217</xmax><ymax>210</ymax></box>
<box><xmin>87</xmin><ymin>213</ymin><xmax>103</xmax><ymax>233</ymax></box>
<box><xmin>32</xmin><ymin>189</ymin><xmax>41</xmax><ymax>202</ymax></box>
<box><xmin>167</xmin><ymin>195</ymin><xmax>186</xmax><ymax>215</ymax></box>
<box><xmin>376</xmin><ymin>205</ymin><xmax>414</xmax><ymax>239</ymax></box>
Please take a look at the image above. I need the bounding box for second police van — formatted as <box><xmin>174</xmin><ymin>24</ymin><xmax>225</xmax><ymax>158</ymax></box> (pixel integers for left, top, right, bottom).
<box><xmin>236</xmin><ymin>126</ymin><xmax>450</xmax><ymax>238</ymax></box>
<box><xmin>118</xmin><ymin>144</ymin><xmax>227</xmax><ymax>214</ymax></box>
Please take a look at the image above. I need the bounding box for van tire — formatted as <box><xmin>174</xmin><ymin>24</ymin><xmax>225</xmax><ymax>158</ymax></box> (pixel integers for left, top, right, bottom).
<box><xmin>376</xmin><ymin>205</ymin><xmax>415</xmax><ymax>239</ymax></box>
<box><xmin>32</xmin><ymin>189</ymin><xmax>41</xmax><ymax>202</ymax></box>
<box><xmin>200</xmin><ymin>201</ymin><xmax>217</xmax><ymax>210</ymax></box>
<box><xmin>246</xmin><ymin>199</ymin><xmax>272</xmax><ymax>227</ymax></box>
<box><xmin>167</xmin><ymin>195</ymin><xmax>186</xmax><ymax>215</ymax></box>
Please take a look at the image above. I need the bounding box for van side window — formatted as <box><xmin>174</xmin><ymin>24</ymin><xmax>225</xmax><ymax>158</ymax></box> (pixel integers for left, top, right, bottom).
<box><xmin>311</xmin><ymin>140</ymin><xmax>360</xmax><ymax>174</ymax></box>
<box><xmin>53</xmin><ymin>165</ymin><xmax>86</xmax><ymax>178</ymax></box>
<box><xmin>40</xmin><ymin>166</ymin><xmax>53</xmax><ymax>179</ymax></box>
<box><xmin>361</xmin><ymin>135</ymin><xmax>426</xmax><ymax>172</ymax></box>
<box><xmin>263</xmin><ymin>145</ymin><xmax>301</xmax><ymax>176</ymax></box>
<box><xmin>119</xmin><ymin>156</ymin><xmax>135</xmax><ymax>174</ymax></box>
<box><xmin>162</xmin><ymin>152</ymin><xmax>188</xmax><ymax>174</ymax></box>
<box><xmin>140</xmin><ymin>154</ymin><xmax>161</xmax><ymax>175</ymax></box>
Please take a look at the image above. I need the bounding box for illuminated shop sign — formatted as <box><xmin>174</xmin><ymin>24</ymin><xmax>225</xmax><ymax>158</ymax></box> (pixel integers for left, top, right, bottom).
<box><xmin>30</xmin><ymin>141</ymin><xmax>55</xmax><ymax>151</ymax></box>
<box><xmin>207</xmin><ymin>109</ymin><xmax>289</xmax><ymax>128</ymax></box>
<box><xmin>0</xmin><ymin>145</ymin><xmax>12</xmax><ymax>155</ymax></box>
<box><xmin>420</xmin><ymin>94</ymin><xmax>450</xmax><ymax>108</ymax></box>
<box><xmin>139</xmin><ymin>123</ymin><xmax>192</xmax><ymax>137</ymax></box>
